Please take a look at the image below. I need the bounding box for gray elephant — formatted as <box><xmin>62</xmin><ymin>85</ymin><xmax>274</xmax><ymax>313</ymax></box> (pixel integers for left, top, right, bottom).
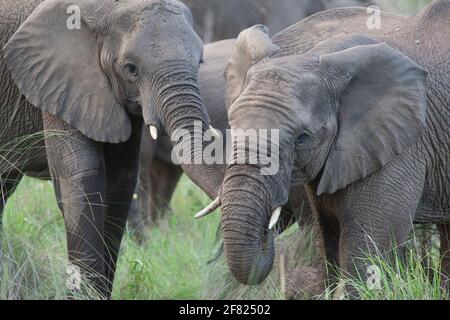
<box><xmin>132</xmin><ymin>0</ymin><xmax>377</xmax><ymax>228</ymax></box>
<box><xmin>0</xmin><ymin>0</ymin><xmax>224</xmax><ymax>297</ymax></box>
<box><xmin>197</xmin><ymin>1</ymin><xmax>450</xmax><ymax>295</ymax></box>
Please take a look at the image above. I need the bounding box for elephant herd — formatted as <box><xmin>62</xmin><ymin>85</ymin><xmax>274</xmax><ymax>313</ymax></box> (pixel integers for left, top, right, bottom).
<box><xmin>0</xmin><ymin>0</ymin><xmax>449</xmax><ymax>299</ymax></box>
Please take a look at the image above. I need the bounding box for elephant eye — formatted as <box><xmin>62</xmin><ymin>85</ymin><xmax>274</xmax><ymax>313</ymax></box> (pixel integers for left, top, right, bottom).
<box><xmin>124</xmin><ymin>62</ymin><xmax>138</xmax><ymax>76</ymax></box>
<box><xmin>296</xmin><ymin>132</ymin><xmax>310</xmax><ymax>145</ymax></box>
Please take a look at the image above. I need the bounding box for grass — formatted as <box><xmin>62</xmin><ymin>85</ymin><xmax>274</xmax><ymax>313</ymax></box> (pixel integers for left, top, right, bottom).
<box><xmin>0</xmin><ymin>0</ymin><xmax>441</xmax><ymax>301</ymax></box>
<box><xmin>351</xmin><ymin>250</ymin><xmax>447</xmax><ymax>300</ymax></box>
<box><xmin>0</xmin><ymin>176</ymin><xmax>447</xmax><ymax>300</ymax></box>
<box><xmin>0</xmin><ymin>176</ymin><xmax>221</xmax><ymax>300</ymax></box>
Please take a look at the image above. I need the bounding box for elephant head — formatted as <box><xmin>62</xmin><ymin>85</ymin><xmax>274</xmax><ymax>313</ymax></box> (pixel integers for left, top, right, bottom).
<box><xmin>211</xmin><ymin>25</ymin><xmax>428</xmax><ymax>284</ymax></box>
<box><xmin>4</xmin><ymin>0</ymin><xmax>222</xmax><ymax>198</ymax></box>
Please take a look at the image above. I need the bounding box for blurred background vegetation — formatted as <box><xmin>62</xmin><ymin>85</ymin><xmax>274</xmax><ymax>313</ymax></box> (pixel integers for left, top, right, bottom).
<box><xmin>0</xmin><ymin>0</ymin><xmax>442</xmax><ymax>300</ymax></box>
<box><xmin>379</xmin><ymin>0</ymin><xmax>431</xmax><ymax>14</ymax></box>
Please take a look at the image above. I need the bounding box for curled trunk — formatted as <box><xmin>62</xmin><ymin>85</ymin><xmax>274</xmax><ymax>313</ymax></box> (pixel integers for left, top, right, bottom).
<box><xmin>151</xmin><ymin>64</ymin><xmax>225</xmax><ymax>199</ymax></box>
<box><xmin>220</xmin><ymin>165</ymin><xmax>275</xmax><ymax>284</ymax></box>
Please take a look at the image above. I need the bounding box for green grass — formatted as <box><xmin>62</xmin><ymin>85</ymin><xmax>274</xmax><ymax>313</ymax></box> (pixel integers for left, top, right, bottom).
<box><xmin>113</xmin><ymin>177</ymin><xmax>221</xmax><ymax>299</ymax></box>
<box><xmin>329</xmin><ymin>243</ymin><xmax>447</xmax><ymax>300</ymax></box>
<box><xmin>0</xmin><ymin>177</ymin><xmax>447</xmax><ymax>300</ymax></box>
<box><xmin>0</xmin><ymin>176</ymin><xmax>222</xmax><ymax>300</ymax></box>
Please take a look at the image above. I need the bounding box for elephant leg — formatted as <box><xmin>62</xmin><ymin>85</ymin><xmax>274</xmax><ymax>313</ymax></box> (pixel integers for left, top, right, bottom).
<box><xmin>338</xmin><ymin>212</ymin><xmax>413</xmax><ymax>299</ymax></box>
<box><xmin>42</xmin><ymin>113</ymin><xmax>108</xmax><ymax>297</ymax></box>
<box><xmin>102</xmin><ymin>116</ymin><xmax>142</xmax><ymax>294</ymax></box>
<box><xmin>337</xmin><ymin>165</ymin><xmax>425</xmax><ymax>299</ymax></box>
<box><xmin>127</xmin><ymin>128</ymin><xmax>156</xmax><ymax>235</ymax></box>
<box><xmin>316</xmin><ymin>209</ymin><xmax>341</xmax><ymax>288</ymax></box>
<box><xmin>148</xmin><ymin>158</ymin><xmax>183</xmax><ymax>223</ymax></box>
<box><xmin>437</xmin><ymin>223</ymin><xmax>450</xmax><ymax>291</ymax></box>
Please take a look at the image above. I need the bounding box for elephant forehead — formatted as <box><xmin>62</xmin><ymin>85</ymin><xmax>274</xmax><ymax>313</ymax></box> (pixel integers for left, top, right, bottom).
<box><xmin>249</xmin><ymin>69</ymin><xmax>289</xmax><ymax>86</ymax></box>
<box><xmin>112</xmin><ymin>0</ymin><xmax>186</xmax><ymax>31</ymax></box>
<box><xmin>248</xmin><ymin>64</ymin><xmax>293</xmax><ymax>87</ymax></box>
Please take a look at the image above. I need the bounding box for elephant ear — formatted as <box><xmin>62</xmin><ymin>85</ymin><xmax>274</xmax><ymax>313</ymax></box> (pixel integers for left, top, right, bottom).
<box><xmin>4</xmin><ymin>0</ymin><xmax>131</xmax><ymax>143</ymax></box>
<box><xmin>224</xmin><ymin>25</ymin><xmax>280</xmax><ymax>108</ymax></box>
<box><xmin>317</xmin><ymin>43</ymin><xmax>428</xmax><ymax>195</ymax></box>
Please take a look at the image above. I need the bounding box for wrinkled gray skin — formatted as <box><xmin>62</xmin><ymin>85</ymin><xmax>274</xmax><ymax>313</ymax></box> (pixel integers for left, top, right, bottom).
<box><xmin>220</xmin><ymin>2</ymin><xmax>450</xmax><ymax>294</ymax></box>
<box><xmin>0</xmin><ymin>0</ymin><xmax>224</xmax><ymax>298</ymax></box>
<box><xmin>132</xmin><ymin>0</ymin><xmax>376</xmax><ymax>228</ymax></box>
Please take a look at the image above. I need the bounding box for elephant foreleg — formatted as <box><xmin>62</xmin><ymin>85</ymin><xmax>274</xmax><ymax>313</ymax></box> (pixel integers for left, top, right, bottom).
<box><xmin>102</xmin><ymin>116</ymin><xmax>142</xmax><ymax>295</ymax></box>
<box><xmin>149</xmin><ymin>158</ymin><xmax>183</xmax><ymax>223</ymax></box>
<box><xmin>336</xmin><ymin>161</ymin><xmax>426</xmax><ymax>299</ymax></box>
<box><xmin>42</xmin><ymin>113</ymin><xmax>108</xmax><ymax>297</ymax></box>
<box><xmin>316</xmin><ymin>208</ymin><xmax>341</xmax><ymax>289</ymax></box>
<box><xmin>128</xmin><ymin>128</ymin><xmax>156</xmax><ymax>236</ymax></box>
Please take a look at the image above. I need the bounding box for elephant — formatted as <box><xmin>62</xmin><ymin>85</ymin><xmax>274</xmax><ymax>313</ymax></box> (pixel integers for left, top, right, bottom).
<box><xmin>131</xmin><ymin>0</ymin><xmax>377</xmax><ymax>228</ymax></box>
<box><xmin>196</xmin><ymin>1</ymin><xmax>450</xmax><ymax>295</ymax></box>
<box><xmin>0</xmin><ymin>0</ymin><xmax>224</xmax><ymax>298</ymax></box>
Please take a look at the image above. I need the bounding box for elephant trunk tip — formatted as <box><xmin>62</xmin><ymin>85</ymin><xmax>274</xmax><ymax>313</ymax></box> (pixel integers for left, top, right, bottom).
<box><xmin>224</xmin><ymin>227</ymin><xmax>275</xmax><ymax>286</ymax></box>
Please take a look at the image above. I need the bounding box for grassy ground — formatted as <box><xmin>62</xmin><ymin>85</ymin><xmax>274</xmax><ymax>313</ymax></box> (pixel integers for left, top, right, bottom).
<box><xmin>1</xmin><ymin>177</ymin><xmax>220</xmax><ymax>299</ymax></box>
<box><xmin>0</xmin><ymin>0</ymin><xmax>442</xmax><ymax>301</ymax></box>
<box><xmin>0</xmin><ymin>176</ymin><xmax>447</xmax><ymax>300</ymax></box>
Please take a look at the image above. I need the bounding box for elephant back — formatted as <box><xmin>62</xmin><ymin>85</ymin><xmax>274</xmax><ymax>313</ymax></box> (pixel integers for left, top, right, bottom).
<box><xmin>272</xmin><ymin>7</ymin><xmax>405</xmax><ymax>57</ymax></box>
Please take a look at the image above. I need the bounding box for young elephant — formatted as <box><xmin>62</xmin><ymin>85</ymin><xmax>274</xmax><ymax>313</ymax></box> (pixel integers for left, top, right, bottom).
<box><xmin>0</xmin><ymin>0</ymin><xmax>223</xmax><ymax>297</ymax></box>
<box><xmin>199</xmin><ymin>2</ymin><xmax>450</xmax><ymax>293</ymax></box>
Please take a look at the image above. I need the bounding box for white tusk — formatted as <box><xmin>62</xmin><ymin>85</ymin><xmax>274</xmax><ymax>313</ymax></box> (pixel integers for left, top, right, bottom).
<box><xmin>194</xmin><ymin>197</ymin><xmax>221</xmax><ymax>219</ymax></box>
<box><xmin>209</xmin><ymin>125</ymin><xmax>221</xmax><ymax>139</ymax></box>
<box><xmin>269</xmin><ymin>207</ymin><xmax>282</xmax><ymax>230</ymax></box>
<box><xmin>149</xmin><ymin>126</ymin><xmax>158</xmax><ymax>140</ymax></box>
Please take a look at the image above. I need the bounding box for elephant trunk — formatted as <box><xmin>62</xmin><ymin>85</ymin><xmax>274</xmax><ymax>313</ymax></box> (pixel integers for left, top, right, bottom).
<box><xmin>149</xmin><ymin>63</ymin><xmax>224</xmax><ymax>199</ymax></box>
<box><xmin>220</xmin><ymin>165</ymin><xmax>275</xmax><ymax>285</ymax></box>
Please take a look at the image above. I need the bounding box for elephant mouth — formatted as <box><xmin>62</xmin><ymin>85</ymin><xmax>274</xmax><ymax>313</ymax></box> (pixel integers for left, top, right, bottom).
<box><xmin>126</xmin><ymin>101</ymin><xmax>143</xmax><ymax>116</ymax></box>
<box><xmin>195</xmin><ymin>196</ymin><xmax>286</xmax><ymax>232</ymax></box>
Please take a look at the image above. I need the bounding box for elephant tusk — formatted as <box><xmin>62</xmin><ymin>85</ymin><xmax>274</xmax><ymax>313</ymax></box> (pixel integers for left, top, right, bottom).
<box><xmin>149</xmin><ymin>126</ymin><xmax>158</xmax><ymax>140</ymax></box>
<box><xmin>194</xmin><ymin>197</ymin><xmax>221</xmax><ymax>219</ymax></box>
<box><xmin>269</xmin><ymin>207</ymin><xmax>282</xmax><ymax>230</ymax></box>
<box><xmin>209</xmin><ymin>125</ymin><xmax>221</xmax><ymax>139</ymax></box>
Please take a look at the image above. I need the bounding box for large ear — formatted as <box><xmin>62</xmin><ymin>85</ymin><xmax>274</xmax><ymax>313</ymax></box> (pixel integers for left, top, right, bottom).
<box><xmin>224</xmin><ymin>25</ymin><xmax>280</xmax><ymax>108</ymax></box>
<box><xmin>4</xmin><ymin>0</ymin><xmax>131</xmax><ymax>143</ymax></box>
<box><xmin>317</xmin><ymin>43</ymin><xmax>428</xmax><ymax>195</ymax></box>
